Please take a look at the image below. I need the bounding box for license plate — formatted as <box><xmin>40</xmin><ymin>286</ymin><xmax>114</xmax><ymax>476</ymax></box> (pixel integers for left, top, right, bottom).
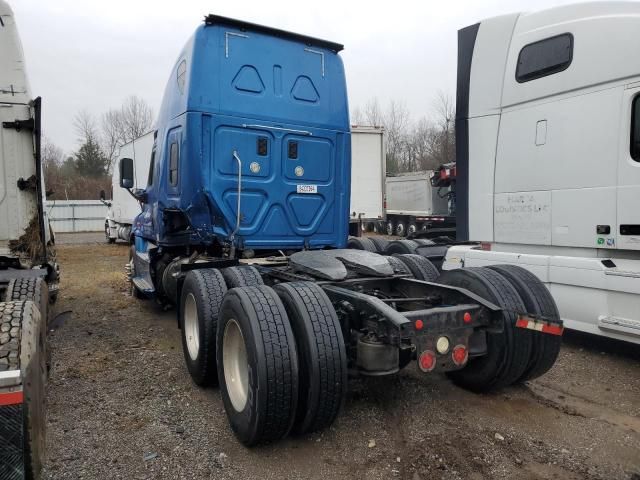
<box><xmin>296</xmin><ymin>184</ymin><xmax>317</xmax><ymax>194</ymax></box>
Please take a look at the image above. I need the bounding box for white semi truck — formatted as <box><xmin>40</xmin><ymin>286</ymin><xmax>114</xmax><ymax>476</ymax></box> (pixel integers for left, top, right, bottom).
<box><xmin>102</xmin><ymin>132</ymin><xmax>154</xmax><ymax>243</ymax></box>
<box><xmin>0</xmin><ymin>0</ymin><xmax>55</xmax><ymax>477</ymax></box>
<box><xmin>444</xmin><ymin>2</ymin><xmax>640</xmax><ymax>344</ymax></box>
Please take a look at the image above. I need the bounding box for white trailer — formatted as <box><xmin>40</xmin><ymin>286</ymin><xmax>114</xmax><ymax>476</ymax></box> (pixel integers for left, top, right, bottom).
<box><xmin>103</xmin><ymin>132</ymin><xmax>154</xmax><ymax>242</ymax></box>
<box><xmin>445</xmin><ymin>2</ymin><xmax>640</xmax><ymax>344</ymax></box>
<box><xmin>349</xmin><ymin>126</ymin><xmax>385</xmax><ymax>234</ymax></box>
<box><xmin>385</xmin><ymin>173</ymin><xmax>452</xmax><ymax>237</ymax></box>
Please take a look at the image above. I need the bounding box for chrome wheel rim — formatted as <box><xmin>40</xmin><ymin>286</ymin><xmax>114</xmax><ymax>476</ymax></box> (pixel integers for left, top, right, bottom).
<box><xmin>184</xmin><ymin>293</ymin><xmax>199</xmax><ymax>361</ymax></box>
<box><xmin>396</xmin><ymin>223</ymin><xmax>405</xmax><ymax>236</ymax></box>
<box><xmin>408</xmin><ymin>224</ymin><xmax>417</xmax><ymax>235</ymax></box>
<box><xmin>386</xmin><ymin>223</ymin><xmax>394</xmax><ymax>236</ymax></box>
<box><xmin>223</xmin><ymin>319</ymin><xmax>249</xmax><ymax>412</ymax></box>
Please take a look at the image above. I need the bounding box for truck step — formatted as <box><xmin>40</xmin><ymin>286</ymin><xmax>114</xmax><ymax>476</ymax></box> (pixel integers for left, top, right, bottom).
<box><xmin>132</xmin><ymin>277</ymin><xmax>154</xmax><ymax>294</ymax></box>
<box><xmin>598</xmin><ymin>315</ymin><xmax>640</xmax><ymax>335</ymax></box>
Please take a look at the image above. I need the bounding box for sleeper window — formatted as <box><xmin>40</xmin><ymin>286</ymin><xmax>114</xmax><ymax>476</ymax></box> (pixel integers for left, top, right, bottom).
<box><xmin>169</xmin><ymin>142</ymin><xmax>179</xmax><ymax>186</ymax></box>
<box><xmin>630</xmin><ymin>96</ymin><xmax>640</xmax><ymax>162</ymax></box>
<box><xmin>516</xmin><ymin>34</ymin><xmax>573</xmax><ymax>83</ymax></box>
<box><xmin>147</xmin><ymin>150</ymin><xmax>155</xmax><ymax>187</ymax></box>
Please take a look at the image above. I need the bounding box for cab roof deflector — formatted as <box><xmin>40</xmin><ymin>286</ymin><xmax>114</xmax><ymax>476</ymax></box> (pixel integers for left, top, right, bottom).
<box><xmin>204</xmin><ymin>14</ymin><xmax>344</xmax><ymax>52</ymax></box>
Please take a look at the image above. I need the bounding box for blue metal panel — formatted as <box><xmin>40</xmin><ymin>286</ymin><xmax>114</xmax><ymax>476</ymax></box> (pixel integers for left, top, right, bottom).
<box><xmin>139</xmin><ymin>16</ymin><xmax>350</xmax><ymax>252</ymax></box>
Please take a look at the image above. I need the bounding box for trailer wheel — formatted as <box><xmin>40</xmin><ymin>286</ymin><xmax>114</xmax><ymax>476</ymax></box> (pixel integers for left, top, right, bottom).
<box><xmin>386</xmin><ymin>256</ymin><xmax>413</xmax><ymax>275</ymax></box>
<box><xmin>437</xmin><ymin>267</ymin><xmax>532</xmax><ymax>392</ymax></box>
<box><xmin>385</xmin><ymin>239</ymin><xmax>419</xmax><ymax>255</ymax></box>
<box><xmin>487</xmin><ymin>265</ymin><xmax>562</xmax><ymax>382</ymax></box>
<box><xmin>180</xmin><ymin>268</ymin><xmax>227</xmax><ymax>386</ymax></box>
<box><xmin>222</xmin><ymin>266</ymin><xmax>264</xmax><ymax>288</ymax></box>
<box><xmin>408</xmin><ymin>223</ymin><xmax>417</xmax><ymax>236</ymax></box>
<box><xmin>273</xmin><ymin>282</ymin><xmax>347</xmax><ymax>434</ymax></box>
<box><xmin>347</xmin><ymin>236</ymin><xmax>377</xmax><ymax>252</ymax></box>
<box><xmin>6</xmin><ymin>278</ymin><xmax>50</xmax><ymax>376</ymax></box>
<box><xmin>217</xmin><ymin>286</ymin><xmax>299</xmax><ymax>445</ymax></box>
<box><xmin>386</xmin><ymin>221</ymin><xmax>395</xmax><ymax>236</ymax></box>
<box><xmin>0</xmin><ymin>301</ymin><xmax>46</xmax><ymax>480</ymax></box>
<box><xmin>368</xmin><ymin>237</ymin><xmax>390</xmax><ymax>254</ymax></box>
<box><xmin>395</xmin><ymin>221</ymin><xmax>406</xmax><ymax>237</ymax></box>
<box><xmin>105</xmin><ymin>221</ymin><xmax>115</xmax><ymax>244</ymax></box>
<box><xmin>393</xmin><ymin>254</ymin><xmax>439</xmax><ymax>281</ymax></box>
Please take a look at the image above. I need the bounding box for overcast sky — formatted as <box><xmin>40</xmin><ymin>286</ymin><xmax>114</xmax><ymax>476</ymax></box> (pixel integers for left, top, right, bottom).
<box><xmin>12</xmin><ymin>0</ymin><xmax>581</xmax><ymax>155</ymax></box>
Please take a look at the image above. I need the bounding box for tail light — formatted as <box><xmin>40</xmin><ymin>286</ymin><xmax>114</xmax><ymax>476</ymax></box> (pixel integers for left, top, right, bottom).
<box><xmin>452</xmin><ymin>345</ymin><xmax>468</xmax><ymax>366</ymax></box>
<box><xmin>479</xmin><ymin>242</ymin><xmax>492</xmax><ymax>251</ymax></box>
<box><xmin>419</xmin><ymin>350</ymin><xmax>436</xmax><ymax>372</ymax></box>
<box><xmin>463</xmin><ymin>312</ymin><xmax>472</xmax><ymax>324</ymax></box>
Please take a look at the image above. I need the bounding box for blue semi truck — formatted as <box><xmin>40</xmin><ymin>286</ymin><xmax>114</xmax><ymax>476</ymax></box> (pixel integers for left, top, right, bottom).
<box><xmin>119</xmin><ymin>15</ymin><xmax>564</xmax><ymax>446</ymax></box>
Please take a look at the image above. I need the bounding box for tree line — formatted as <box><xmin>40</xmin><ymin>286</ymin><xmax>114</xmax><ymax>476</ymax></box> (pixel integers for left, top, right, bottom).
<box><xmin>44</xmin><ymin>92</ymin><xmax>454</xmax><ymax>199</ymax></box>
<box><xmin>351</xmin><ymin>91</ymin><xmax>455</xmax><ymax>175</ymax></box>
<box><xmin>43</xmin><ymin>95</ymin><xmax>153</xmax><ymax>200</ymax></box>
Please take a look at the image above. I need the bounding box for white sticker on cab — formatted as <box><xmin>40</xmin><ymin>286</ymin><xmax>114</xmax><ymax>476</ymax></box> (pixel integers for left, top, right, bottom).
<box><xmin>296</xmin><ymin>185</ymin><xmax>317</xmax><ymax>194</ymax></box>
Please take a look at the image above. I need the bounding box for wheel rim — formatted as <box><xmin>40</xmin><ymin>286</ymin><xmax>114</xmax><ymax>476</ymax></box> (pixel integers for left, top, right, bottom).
<box><xmin>409</xmin><ymin>224</ymin><xmax>417</xmax><ymax>235</ymax></box>
<box><xmin>184</xmin><ymin>293</ymin><xmax>200</xmax><ymax>361</ymax></box>
<box><xmin>223</xmin><ymin>318</ymin><xmax>249</xmax><ymax>412</ymax></box>
<box><xmin>396</xmin><ymin>223</ymin><xmax>405</xmax><ymax>236</ymax></box>
<box><xmin>387</xmin><ymin>223</ymin><xmax>394</xmax><ymax>236</ymax></box>
<box><xmin>105</xmin><ymin>223</ymin><xmax>110</xmax><ymax>240</ymax></box>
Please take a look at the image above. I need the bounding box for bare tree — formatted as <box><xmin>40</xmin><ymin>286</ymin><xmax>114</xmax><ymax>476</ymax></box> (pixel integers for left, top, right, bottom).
<box><xmin>73</xmin><ymin>110</ymin><xmax>99</xmax><ymax>144</ymax></box>
<box><xmin>364</xmin><ymin>98</ymin><xmax>384</xmax><ymax>127</ymax></box>
<box><xmin>100</xmin><ymin>96</ymin><xmax>154</xmax><ymax>172</ymax></box>
<box><xmin>432</xmin><ymin>90</ymin><xmax>455</xmax><ymax>165</ymax></box>
<box><xmin>42</xmin><ymin>136</ymin><xmax>64</xmax><ymax>168</ymax></box>
<box><xmin>101</xmin><ymin>108</ymin><xmax>125</xmax><ymax>172</ymax></box>
<box><xmin>384</xmin><ymin>100</ymin><xmax>410</xmax><ymax>170</ymax></box>
<box><xmin>119</xmin><ymin>95</ymin><xmax>153</xmax><ymax>142</ymax></box>
<box><xmin>351</xmin><ymin>105</ymin><xmax>364</xmax><ymax>125</ymax></box>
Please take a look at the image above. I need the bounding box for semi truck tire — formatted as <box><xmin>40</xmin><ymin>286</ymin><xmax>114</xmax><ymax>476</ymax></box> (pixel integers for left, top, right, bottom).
<box><xmin>393</xmin><ymin>254</ymin><xmax>439</xmax><ymax>281</ymax></box>
<box><xmin>6</xmin><ymin>277</ymin><xmax>50</xmax><ymax>377</ymax></box>
<box><xmin>386</xmin><ymin>256</ymin><xmax>413</xmax><ymax>276</ymax></box>
<box><xmin>385</xmin><ymin>239</ymin><xmax>419</xmax><ymax>255</ymax></box>
<box><xmin>436</xmin><ymin>268</ymin><xmax>532</xmax><ymax>392</ymax></box>
<box><xmin>386</xmin><ymin>221</ymin><xmax>395</xmax><ymax>236</ymax></box>
<box><xmin>217</xmin><ymin>286</ymin><xmax>299</xmax><ymax>446</ymax></box>
<box><xmin>368</xmin><ymin>237</ymin><xmax>389</xmax><ymax>254</ymax></box>
<box><xmin>347</xmin><ymin>236</ymin><xmax>377</xmax><ymax>252</ymax></box>
<box><xmin>222</xmin><ymin>266</ymin><xmax>264</xmax><ymax>288</ymax></box>
<box><xmin>179</xmin><ymin>269</ymin><xmax>227</xmax><ymax>387</ymax></box>
<box><xmin>486</xmin><ymin>265</ymin><xmax>562</xmax><ymax>382</ymax></box>
<box><xmin>273</xmin><ymin>282</ymin><xmax>347</xmax><ymax>434</ymax></box>
<box><xmin>395</xmin><ymin>221</ymin><xmax>406</xmax><ymax>237</ymax></box>
<box><xmin>0</xmin><ymin>301</ymin><xmax>46</xmax><ymax>480</ymax></box>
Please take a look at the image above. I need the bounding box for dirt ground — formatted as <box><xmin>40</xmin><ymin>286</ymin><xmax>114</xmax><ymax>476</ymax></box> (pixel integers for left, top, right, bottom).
<box><xmin>43</xmin><ymin>241</ymin><xmax>640</xmax><ymax>480</ymax></box>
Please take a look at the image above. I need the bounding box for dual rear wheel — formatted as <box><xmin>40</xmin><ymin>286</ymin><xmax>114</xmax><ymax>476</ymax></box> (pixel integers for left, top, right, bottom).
<box><xmin>179</xmin><ymin>267</ymin><xmax>347</xmax><ymax>445</ymax></box>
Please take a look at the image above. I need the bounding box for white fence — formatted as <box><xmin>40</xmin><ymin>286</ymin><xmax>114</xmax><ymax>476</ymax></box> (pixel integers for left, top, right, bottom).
<box><xmin>45</xmin><ymin>200</ymin><xmax>107</xmax><ymax>233</ymax></box>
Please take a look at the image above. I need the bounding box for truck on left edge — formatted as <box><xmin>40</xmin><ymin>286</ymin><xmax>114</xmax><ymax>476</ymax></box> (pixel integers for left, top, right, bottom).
<box><xmin>0</xmin><ymin>1</ymin><xmax>58</xmax><ymax>478</ymax></box>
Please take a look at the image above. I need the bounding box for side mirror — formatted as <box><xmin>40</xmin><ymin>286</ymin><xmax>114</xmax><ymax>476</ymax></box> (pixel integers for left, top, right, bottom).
<box><xmin>119</xmin><ymin>157</ymin><xmax>134</xmax><ymax>189</ymax></box>
<box><xmin>99</xmin><ymin>189</ymin><xmax>106</xmax><ymax>201</ymax></box>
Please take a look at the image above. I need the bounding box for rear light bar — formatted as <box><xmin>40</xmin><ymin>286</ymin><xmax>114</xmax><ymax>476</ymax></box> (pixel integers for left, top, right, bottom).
<box><xmin>516</xmin><ymin>316</ymin><xmax>564</xmax><ymax>336</ymax></box>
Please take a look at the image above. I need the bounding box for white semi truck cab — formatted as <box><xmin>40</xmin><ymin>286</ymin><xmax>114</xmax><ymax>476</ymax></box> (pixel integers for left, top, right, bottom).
<box><xmin>445</xmin><ymin>2</ymin><xmax>640</xmax><ymax>343</ymax></box>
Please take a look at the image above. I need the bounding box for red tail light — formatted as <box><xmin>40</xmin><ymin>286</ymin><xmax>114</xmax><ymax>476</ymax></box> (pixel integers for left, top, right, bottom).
<box><xmin>414</xmin><ymin>319</ymin><xmax>424</xmax><ymax>330</ymax></box>
<box><xmin>452</xmin><ymin>345</ymin><xmax>468</xmax><ymax>366</ymax></box>
<box><xmin>419</xmin><ymin>350</ymin><xmax>436</xmax><ymax>372</ymax></box>
<box><xmin>463</xmin><ymin>312</ymin><xmax>472</xmax><ymax>324</ymax></box>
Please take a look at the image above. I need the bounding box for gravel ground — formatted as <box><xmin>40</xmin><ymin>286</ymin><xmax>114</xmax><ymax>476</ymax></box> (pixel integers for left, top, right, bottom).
<box><xmin>42</xmin><ymin>242</ymin><xmax>640</xmax><ymax>480</ymax></box>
